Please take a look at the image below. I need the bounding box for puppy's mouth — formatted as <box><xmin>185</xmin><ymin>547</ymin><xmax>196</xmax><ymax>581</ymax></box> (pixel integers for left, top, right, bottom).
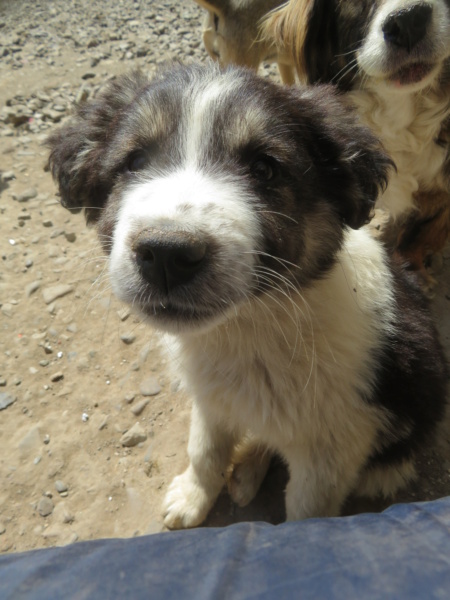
<box><xmin>388</xmin><ymin>61</ymin><xmax>435</xmax><ymax>87</ymax></box>
<box><xmin>139</xmin><ymin>299</ymin><xmax>217</xmax><ymax>324</ymax></box>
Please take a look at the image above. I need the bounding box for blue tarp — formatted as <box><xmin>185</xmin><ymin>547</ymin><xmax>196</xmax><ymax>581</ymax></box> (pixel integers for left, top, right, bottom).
<box><xmin>1</xmin><ymin>498</ymin><xmax>449</xmax><ymax>599</ymax></box>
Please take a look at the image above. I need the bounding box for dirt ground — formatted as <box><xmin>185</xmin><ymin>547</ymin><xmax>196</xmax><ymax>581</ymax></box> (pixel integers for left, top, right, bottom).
<box><xmin>0</xmin><ymin>0</ymin><xmax>449</xmax><ymax>555</ymax></box>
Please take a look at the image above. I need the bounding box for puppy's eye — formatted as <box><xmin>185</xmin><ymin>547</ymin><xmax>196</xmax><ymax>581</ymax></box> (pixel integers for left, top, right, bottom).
<box><xmin>126</xmin><ymin>150</ymin><xmax>148</xmax><ymax>173</ymax></box>
<box><xmin>250</xmin><ymin>156</ymin><xmax>277</xmax><ymax>182</ymax></box>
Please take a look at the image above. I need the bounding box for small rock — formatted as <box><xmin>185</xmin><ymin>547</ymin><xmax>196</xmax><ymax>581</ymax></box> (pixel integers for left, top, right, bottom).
<box><xmin>121</xmin><ymin>332</ymin><xmax>136</xmax><ymax>345</ymax></box>
<box><xmin>0</xmin><ymin>523</ymin><xmax>5</xmax><ymax>535</ymax></box>
<box><xmin>124</xmin><ymin>393</ymin><xmax>135</xmax><ymax>404</ymax></box>
<box><xmin>1</xmin><ymin>303</ymin><xmax>13</xmax><ymax>317</ymax></box>
<box><xmin>26</xmin><ymin>281</ymin><xmax>41</xmax><ymax>297</ymax></box>
<box><xmin>130</xmin><ymin>399</ymin><xmax>149</xmax><ymax>416</ymax></box>
<box><xmin>64</xmin><ymin>232</ymin><xmax>76</xmax><ymax>243</ymax></box>
<box><xmin>120</xmin><ymin>422</ymin><xmax>147</xmax><ymax>447</ymax></box>
<box><xmin>140</xmin><ymin>377</ymin><xmax>161</xmax><ymax>397</ymax></box>
<box><xmin>42</xmin><ymin>219</ymin><xmax>53</xmax><ymax>227</ymax></box>
<box><xmin>55</xmin><ymin>480</ymin><xmax>68</xmax><ymax>494</ymax></box>
<box><xmin>2</xmin><ymin>171</ymin><xmax>15</xmax><ymax>181</ymax></box>
<box><xmin>0</xmin><ymin>392</ymin><xmax>15</xmax><ymax>410</ymax></box>
<box><xmin>81</xmin><ymin>72</ymin><xmax>96</xmax><ymax>80</ymax></box>
<box><xmin>42</xmin><ymin>284</ymin><xmax>74</xmax><ymax>304</ymax></box>
<box><xmin>50</xmin><ymin>372</ymin><xmax>64</xmax><ymax>382</ymax></box>
<box><xmin>117</xmin><ymin>307</ymin><xmax>130</xmax><ymax>321</ymax></box>
<box><xmin>38</xmin><ymin>496</ymin><xmax>54</xmax><ymax>517</ymax></box>
<box><xmin>16</xmin><ymin>188</ymin><xmax>37</xmax><ymax>202</ymax></box>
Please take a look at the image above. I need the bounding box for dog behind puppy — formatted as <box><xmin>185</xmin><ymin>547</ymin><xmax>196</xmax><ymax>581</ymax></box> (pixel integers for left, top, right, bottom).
<box><xmin>47</xmin><ymin>63</ymin><xmax>447</xmax><ymax>528</ymax></box>
<box><xmin>265</xmin><ymin>0</ymin><xmax>450</xmax><ymax>286</ymax></box>
<box><xmin>193</xmin><ymin>0</ymin><xmax>296</xmax><ymax>83</ymax></box>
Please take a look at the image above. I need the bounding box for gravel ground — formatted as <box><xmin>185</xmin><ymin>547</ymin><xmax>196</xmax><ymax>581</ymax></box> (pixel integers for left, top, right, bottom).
<box><xmin>0</xmin><ymin>0</ymin><xmax>449</xmax><ymax>554</ymax></box>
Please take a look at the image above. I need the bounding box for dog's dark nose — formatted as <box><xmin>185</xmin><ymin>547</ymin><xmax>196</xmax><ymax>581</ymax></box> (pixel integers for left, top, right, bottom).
<box><xmin>133</xmin><ymin>228</ymin><xmax>207</xmax><ymax>293</ymax></box>
<box><xmin>382</xmin><ymin>3</ymin><xmax>432</xmax><ymax>52</ymax></box>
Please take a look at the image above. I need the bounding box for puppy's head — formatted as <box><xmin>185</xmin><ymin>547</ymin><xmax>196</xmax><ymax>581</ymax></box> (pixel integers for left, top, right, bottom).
<box><xmin>48</xmin><ymin>64</ymin><xmax>391</xmax><ymax>333</ymax></box>
<box><xmin>265</xmin><ymin>0</ymin><xmax>450</xmax><ymax>92</ymax></box>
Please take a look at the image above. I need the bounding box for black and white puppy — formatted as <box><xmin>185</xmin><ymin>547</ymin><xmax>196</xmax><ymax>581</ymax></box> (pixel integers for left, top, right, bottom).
<box><xmin>48</xmin><ymin>63</ymin><xmax>447</xmax><ymax>529</ymax></box>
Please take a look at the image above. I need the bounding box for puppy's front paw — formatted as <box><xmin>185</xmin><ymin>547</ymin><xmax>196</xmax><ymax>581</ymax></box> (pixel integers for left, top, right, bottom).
<box><xmin>227</xmin><ymin>448</ymin><xmax>271</xmax><ymax>507</ymax></box>
<box><xmin>163</xmin><ymin>470</ymin><xmax>214</xmax><ymax>530</ymax></box>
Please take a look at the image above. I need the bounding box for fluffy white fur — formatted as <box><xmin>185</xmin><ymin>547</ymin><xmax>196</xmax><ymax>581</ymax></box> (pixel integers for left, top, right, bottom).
<box><xmin>350</xmin><ymin>85</ymin><xmax>449</xmax><ymax>217</ymax></box>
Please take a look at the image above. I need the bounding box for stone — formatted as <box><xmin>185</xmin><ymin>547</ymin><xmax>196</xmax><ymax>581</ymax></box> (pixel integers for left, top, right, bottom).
<box><xmin>130</xmin><ymin>399</ymin><xmax>149</xmax><ymax>416</ymax></box>
<box><xmin>0</xmin><ymin>392</ymin><xmax>15</xmax><ymax>410</ymax></box>
<box><xmin>42</xmin><ymin>284</ymin><xmax>74</xmax><ymax>304</ymax></box>
<box><xmin>64</xmin><ymin>232</ymin><xmax>76</xmax><ymax>243</ymax></box>
<box><xmin>120</xmin><ymin>422</ymin><xmax>147</xmax><ymax>447</ymax></box>
<box><xmin>50</xmin><ymin>372</ymin><xmax>64</xmax><ymax>382</ymax></box>
<box><xmin>38</xmin><ymin>496</ymin><xmax>54</xmax><ymax>517</ymax></box>
<box><xmin>55</xmin><ymin>480</ymin><xmax>68</xmax><ymax>493</ymax></box>
<box><xmin>16</xmin><ymin>188</ymin><xmax>37</xmax><ymax>202</ymax></box>
<box><xmin>26</xmin><ymin>281</ymin><xmax>41</xmax><ymax>297</ymax></box>
<box><xmin>140</xmin><ymin>376</ymin><xmax>161</xmax><ymax>396</ymax></box>
<box><xmin>121</xmin><ymin>332</ymin><xmax>136</xmax><ymax>344</ymax></box>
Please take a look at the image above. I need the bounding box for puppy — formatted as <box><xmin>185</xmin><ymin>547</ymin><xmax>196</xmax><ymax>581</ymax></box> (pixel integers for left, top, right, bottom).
<box><xmin>266</xmin><ymin>0</ymin><xmax>450</xmax><ymax>284</ymax></box>
<box><xmin>47</xmin><ymin>63</ymin><xmax>447</xmax><ymax>528</ymax></box>
<box><xmin>193</xmin><ymin>0</ymin><xmax>296</xmax><ymax>84</ymax></box>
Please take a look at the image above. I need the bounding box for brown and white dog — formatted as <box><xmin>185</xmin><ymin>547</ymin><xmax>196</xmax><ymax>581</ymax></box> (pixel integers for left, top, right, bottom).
<box><xmin>266</xmin><ymin>0</ymin><xmax>450</xmax><ymax>285</ymax></box>
<box><xmin>194</xmin><ymin>0</ymin><xmax>296</xmax><ymax>84</ymax></box>
<box><xmin>47</xmin><ymin>64</ymin><xmax>447</xmax><ymax>528</ymax></box>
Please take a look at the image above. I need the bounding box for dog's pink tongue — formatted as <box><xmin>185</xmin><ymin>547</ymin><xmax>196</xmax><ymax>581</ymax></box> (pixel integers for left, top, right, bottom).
<box><xmin>392</xmin><ymin>62</ymin><xmax>432</xmax><ymax>86</ymax></box>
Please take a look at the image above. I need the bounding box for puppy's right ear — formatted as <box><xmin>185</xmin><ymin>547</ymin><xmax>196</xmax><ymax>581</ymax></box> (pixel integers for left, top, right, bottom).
<box><xmin>47</xmin><ymin>71</ymin><xmax>149</xmax><ymax>223</ymax></box>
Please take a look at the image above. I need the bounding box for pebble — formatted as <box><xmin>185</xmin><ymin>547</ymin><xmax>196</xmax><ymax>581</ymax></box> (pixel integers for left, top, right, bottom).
<box><xmin>42</xmin><ymin>284</ymin><xmax>74</xmax><ymax>304</ymax></box>
<box><xmin>120</xmin><ymin>332</ymin><xmax>136</xmax><ymax>344</ymax></box>
<box><xmin>50</xmin><ymin>372</ymin><xmax>64</xmax><ymax>382</ymax></box>
<box><xmin>64</xmin><ymin>232</ymin><xmax>76</xmax><ymax>243</ymax></box>
<box><xmin>120</xmin><ymin>422</ymin><xmax>147</xmax><ymax>447</ymax></box>
<box><xmin>117</xmin><ymin>307</ymin><xmax>131</xmax><ymax>321</ymax></box>
<box><xmin>26</xmin><ymin>280</ymin><xmax>41</xmax><ymax>297</ymax></box>
<box><xmin>16</xmin><ymin>188</ymin><xmax>38</xmax><ymax>202</ymax></box>
<box><xmin>55</xmin><ymin>480</ymin><xmax>68</xmax><ymax>494</ymax></box>
<box><xmin>140</xmin><ymin>376</ymin><xmax>161</xmax><ymax>397</ymax></box>
<box><xmin>38</xmin><ymin>496</ymin><xmax>54</xmax><ymax>517</ymax></box>
<box><xmin>0</xmin><ymin>392</ymin><xmax>15</xmax><ymax>410</ymax></box>
<box><xmin>1</xmin><ymin>303</ymin><xmax>13</xmax><ymax>317</ymax></box>
<box><xmin>2</xmin><ymin>171</ymin><xmax>15</xmax><ymax>181</ymax></box>
<box><xmin>130</xmin><ymin>399</ymin><xmax>149</xmax><ymax>416</ymax></box>
<box><xmin>124</xmin><ymin>393</ymin><xmax>135</xmax><ymax>404</ymax></box>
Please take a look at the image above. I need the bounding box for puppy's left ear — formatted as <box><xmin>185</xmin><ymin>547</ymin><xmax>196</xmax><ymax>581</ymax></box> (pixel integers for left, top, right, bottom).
<box><xmin>296</xmin><ymin>86</ymin><xmax>394</xmax><ymax>229</ymax></box>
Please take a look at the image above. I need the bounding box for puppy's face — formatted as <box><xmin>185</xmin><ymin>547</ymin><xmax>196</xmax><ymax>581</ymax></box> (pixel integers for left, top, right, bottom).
<box><xmin>48</xmin><ymin>65</ymin><xmax>390</xmax><ymax>333</ymax></box>
<box><xmin>298</xmin><ymin>0</ymin><xmax>450</xmax><ymax>92</ymax></box>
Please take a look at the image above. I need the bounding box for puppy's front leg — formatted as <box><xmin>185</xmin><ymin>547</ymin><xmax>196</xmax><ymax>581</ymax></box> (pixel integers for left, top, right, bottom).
<box><xmin>283</xmin><ymin>450</ymin><xmax>358</xmax><ymax>521</ymax></box>
<box><xmin>163</xmin><ymin>402</ymin><xmax>235</xmax><ymax>529</ymax></box>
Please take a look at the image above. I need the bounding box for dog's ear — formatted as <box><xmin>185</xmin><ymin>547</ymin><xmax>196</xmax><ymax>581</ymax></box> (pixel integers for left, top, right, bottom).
<box><xmin>47</xmin><ymin>71</ymin><xmax>149</xmax><ymax>223</ymax></box>
<box><xmin>193</xmin><ymin>0</ymin><xmax>227</xmax><ymax>17</ymax></box>
<box><xmin>294</xmin><ymin>86</ymin><xmax>394</xmax><ymax>229</ymax></box>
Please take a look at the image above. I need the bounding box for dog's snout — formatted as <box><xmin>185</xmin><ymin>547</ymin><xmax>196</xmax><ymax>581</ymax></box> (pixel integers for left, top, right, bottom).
<box><xmin>133</xmin><ymin>228</ymin><xmax>207</xmax><ymax>293</ymax></box>
<box><xmin>382</xmin><ymin>3</ymin><xmax>433</xmax><ymax>52</ymax></box>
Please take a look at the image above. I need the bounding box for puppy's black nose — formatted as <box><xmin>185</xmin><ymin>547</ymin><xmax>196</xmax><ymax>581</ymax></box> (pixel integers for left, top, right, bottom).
<box><xmin>133</xmin><ymin>228</ymin><xmax>207</xmax><ymax>294</ymax></box>
<box><xmin>382</xmin><ymin>3</ymin><xmax>433</xmax><ymax>52</ymax></box>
